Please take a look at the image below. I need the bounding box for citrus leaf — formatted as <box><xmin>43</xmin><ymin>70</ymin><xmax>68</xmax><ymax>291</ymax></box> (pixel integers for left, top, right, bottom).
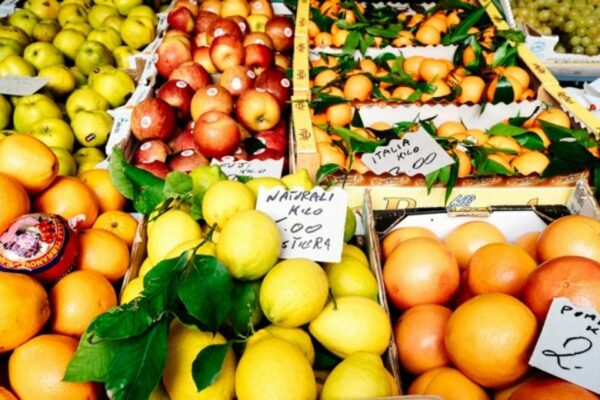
<box><xmin>425</xmin><ymin>169</ymin><xmax>440</xmax><ymax>193</ymax></box>
<box><xmin>444</xmin><ymin>157</ymin><xmax>460</xmax><ymax>205</ymax></box>
<box><xmin>326</xmin><ymin>125</ymin><xmax>386</xmax><ymax>153</ymax></box>
<box><xmin>496</xmin><ymin>29</ymin><xmax>525</xmax><ymax>43</ymax></box>
<box><xmin>366</xmin><ymin>25</ymin><xmax>401</xmax><ymax>39</ymax></box>
<box><xmin>164</xmin><ymin>171</ymin><xmax>193</xmax><ymax>198</ymax></box>
<box><xmin>310</xmin><ymin>7</ymin><xmax>334</xmax><ymax>32</ymax></box>
<box><xmin>64</xmin><ymin>330</ymin><xmax>120</xmax><ymax>383</ymax></box>
<box><xmin>493</xmin><ymin>41</ymin><xmax>518</xmax><ymax>67</ymax></box>
<box><xmin>311</xmin><ymin>93</ymin><xmax>347</xmax><ymax>114</ymax></box>
<box><xmin>317</xmin><ymin>163</ymin><xmax>341</xmax><ymax>185</ymax></box>
<box><xmin>492</xmin><ymin>76</ymin><xmax>515</xmax><ymax>104</ymax></box>
<box><xmin>192</xmin><ymin>342</ymin><xmax>232</xmax><ymax>392</ymax></box>
<box><xmin>442</xmin><ymin>6</ymin><xmax>487</xmax><ymax>45</ymax></box>
<box><xmin>224</xmin><ymin>281</ymin><xmax>262</xmax><ymax>336</ymax></box>
<box><xmin>488</xmin><ymin>123</ymin><xmax>528</xmax><ymax>136</ymax></box>
<box><xmin>243</xmin><ymin>137</ymin><xmax>266</xmax><ymax>155</ymax></box>
<box><xmin>476</xmin><ymin>157</ymin><xmax>512</xmax><ymax>176</ymax></box>
<box><xmin>108</xmin><ymin>148</ymin><xmax>134</xmax><ymax>199</ymax></box>
<box><xmin>342</xmin><ymin>31</ymin><xmax>360</xmax><ymax>54</ymax></box>
<box><xmin>514</xmin><ymin>132</ymin><xmax>545</xmax><ymax>150</ymax></box>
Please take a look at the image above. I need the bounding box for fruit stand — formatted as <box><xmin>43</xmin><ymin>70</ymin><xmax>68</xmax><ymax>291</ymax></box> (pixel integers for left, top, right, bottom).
<box><xmin>2</xmin><ymin>0</ymin><xmax>600</xmax><ymax>399</ymax></box>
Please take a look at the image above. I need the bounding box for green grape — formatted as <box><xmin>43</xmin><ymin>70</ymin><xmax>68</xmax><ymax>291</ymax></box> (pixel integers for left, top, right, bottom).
<box><xmin>570</xmin><ymin>35</ymin><xmax>582</xmax><ymax>46</ymax></box>
<box><xmin>568</xmin><ymin>10</ymin><xmax>581</xmax><ymax>20</ymax></box>
<box><xmin>552</xmin><ymin>15</ymin><xmax>566</xmax><ymax>27</ymax></box>
<box><xmin>588</xmin><ymin>27</ymin><xmax>600</xmax><ymax>37</ymax></box>
<box><xmin>576</xmin><ymin>27</ymin><xmax>588</xmax><ymax>36</ymax></box>
<box><xmin>593</xmin><ymin>36</ymin><xmax>600</xmax><ymax>46</ymax></box>
<box><xmin>585</xmin><ymin>15</ymin><xmax>596</xmax><ymax>27</ymax></box>
<box><xmin>582</xmin><ymin>36</ymin><xmax>592</xmax><ymax>46</ymax></box>
<box><xmin>539</xmin><ymin>9</ymin><xmax>552</xmax><ymax>21</ymax></box>
<box><xmin>556</xmin><ymin>4</ymin><xmax>570</xmax><ymax>15</ymax></box>
<box><xmin>573</xmin><ymin>45</ymin><xmax>585</xmax><ymax>54</ymax></box>
<box><xmin>555</xmin><ymin>43</ymin><xmax>567</xmax><ymax>53</ymax></box>
<box><xmin>565</xmin><ymin>20</ymin><xmax>577</xmax><ymax>32</ymax></box>
<box><xmin>541</xmin><ymin>26</ymin><xmax>553</xmax><ymax>35</ymax></box>
<box><xmin>585</xmin><ymin>44</ymin><xmax>599</xmax><ymax>55</ymax></box>
<box><xmin>576</xmin><ymin>18</ymin><xmax>588</xmax><ymax>28</ymax></box>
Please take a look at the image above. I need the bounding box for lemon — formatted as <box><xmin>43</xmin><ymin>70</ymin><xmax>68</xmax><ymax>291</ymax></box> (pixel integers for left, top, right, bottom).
<box><xmin>146</xmin><ymin>209</ymin><xmax>202</xmax><ymax>263</ymax></box>
<box><xmin>235</xmin><ymin>337</ymin><xmax>317</xmax><ymax>400</ymax></box>
<box><xmin>216</xmin><ymin>210</ymin><xmax>281</xmax><ymax>280</ymax></box>
<box><xmin>326</xmin><ymin>257</ymin><xmax>378</xmax><ymax>300</ymax></box>
<box><xmin>120</xmin><ymin>277</ymin><xmax>143</xmax><ymax>304</ymax></box>
<box><xmin>343</xmin><ymin>207</ymin><xmax>356</xmax><ymax>242</ymax></box>
<box><xmin>280</xmin><ymin>169</ymin><xmax>314</xmax><ymax>190</ymax></box>
<box><xmin>202</xmin><ymin>181</ymin><xmax>255</xmax><ymax>228</ymax></box>
<box><xmin>309</xmin><ymin>296</ymin><xmax>391</xmax><ymax>358</ymax></box>
<box><xmin>342</xmin><ymin>244</ymin><xmax>369</xmax><ymax>266</ymax></box>
<box><xmin>247</xmin><ymin>325</ymin><xmax>315</xmax><ymax>365</ymax></box>
<box><xmin>260</xmin><ymin>258</ymin><xmax>329</xmax><ymax>328</ymax></box>
<box><xmin>165</xmin><ymin>239</ymin><xmax>216</xmax><ymax>259</ymax></box>
<box><xmin>147</xmin><ymin>201</ymin><xmax>191</xmax><ymax>236</ymax></box>
<box><xmin>245</xmin><ymin>177</ymin><xmax>286</xmax><ymax>197</ymax></box>
<box><xmin>138</xmin><ymin>257</ymin><xmax>153</xmax><ymax>278</ymax></box>
<box><xmin>163</xmin><ymin>320</ymin><xmax>236</xmax><ymax>400</ymax></box>
<box><xmin>321</xmin><ymin>352</ymin><xmax>398</xmax><ymax>399</ymax></box>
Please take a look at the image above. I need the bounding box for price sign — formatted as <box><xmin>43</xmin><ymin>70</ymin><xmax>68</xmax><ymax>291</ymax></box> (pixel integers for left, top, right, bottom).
<box><xmin>105</xmin><ymin>107</ymin><xmax>132</xmax><ymax>156</ymax></box>
<box><xmin>529</xmin><ymin>297</ymin><xmax>600</xmax><ymax>394</ymax></box>
<box><xmin>0</xmin><ymin>76</ymin><xmax>49</xmax><ymax>96</ymax></box>
<box><xmin>256</xmin><ymin>187</ymin><xmax>348</xmax><ymax>263</ymax></box>
<box><xmin>362</xmin><ymin>128</ymin><xmax>454</xmax><ymax>176</ymax></box>
<box><xmin>211</xmin><ymin>156</ymin><xmax>284</xmax><ymax>179</ymax></box>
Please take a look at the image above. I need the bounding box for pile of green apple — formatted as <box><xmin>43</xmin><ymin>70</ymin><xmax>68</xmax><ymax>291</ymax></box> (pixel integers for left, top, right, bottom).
<box><xmin>0</xmin><ymin>0</ymin><xmax>161</xmax><ymax>175</ymax></box>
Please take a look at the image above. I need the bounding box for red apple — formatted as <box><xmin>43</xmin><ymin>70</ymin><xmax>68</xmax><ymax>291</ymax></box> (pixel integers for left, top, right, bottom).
<box><xmin>265</xmin><ymin>17</ymin><xmax>294</xmax><ymax>52</ymax></box>
<box><xmin>243</xmin><ymin>32</ymin><xmax>274</xmax><ymax>49</ymax></box>
<box><xmin>168</xmin><ymin>61</ymin><xmax>210</xmax><ymax>91</ymax></box>
<box><xmin>251</xmin><ymin>147</ymin><xmax>284</xmax><ymax>161</ymax></box>
<box><xmin>199</xmin><ymin>0</ymin><xmax>221</xmax><ymax>14</ymax></box>
<box><xmin>191</xmin><ymin>84</ymin><xmax>234</xmax><ymax>120</ymax></box>
<box><xmin>194</xmin><ymin>32</ymin><xmax>209</xmax><ymax>47</ymax></box>
<box><xmin>131</xmin><ymin>98</ymin><xmax>177</xmax><ymax>141</ymax></box>
<box><xmin>235</xmin><ymin>89</ymin><xmax>281</xmax><ymax>131</ymax></box>
<box><xmin>255</xmin><ymin>67</ymin><xmax>291</xmax><ymax>107</ymax></box>
<box><xmin>156</xmin><ymin>36</ymin><xmax>193</xmax><ymax>78</ymax></box>
<box><xmin>168</xmin><ymin>149</ymin><xmax>209</xmax><ymax>172</ymax></box>
<box><xmin>168</xmin><ymin>127</ymin><xmax>196</xmax><ymax>152</ymax></box>
<box><xmin>193</xmin><ymin>110</ymin><xmax>241</xmax><ymax>158</ymax></box>
<box><xmin>156</xmin><ymin>79</ymin><xmax>194</xmax><ymax>118</ymax></box>
<box><xmin>269</xmin><ymin>118</ymin><xmax>287</xmax><ymax>137</ymax></box>
<box><xmin>172</xmin><ymin>0</ymin><xmax>199</xmax><ymax>17</ymax></box>
<box><xmin>135</xmin><ymin>161</ymin><xmax>171</xmax><ymax>178</ymax></box>
<box><xmin>134</xmin><ymin>140</ymin><xmax>171</xmax><ymax>164</ymax></box>
<box><xmin>167</xmin><ymin>7</ymin><xmax>195</xmax><ymax>34</ymax></box>
<box><xmin>195</xmin><ymin>10</ymin><xmax>220</xmax><ymax>33</ymax></box>
<box><xmin>192</xmin><ymin>46</ymin><xmax>217</xmax><ymax>73</ymax></box>
<box><xmin>209</xmin><ymin>35</ymin><xmax>245</xmax><ymax>71</ymax></box>
<box><xmin>244</xmin><ymin>43</ymin><xmax>273</xmax><ymax>71</ymax></box>
<box><xmin>274</xmin><ymin>53</ymin><xmax>291</xmax><ymax>70</ymax></box>
<box><xmin>220</xmin><ymin>65</ymin><xmax>256</xmax><ymax>97</ymax></box>
<box><xmin>228</xmin><ymin>16</ymin><xmax>249</xmax><ymax>36</ymax></box>
<box><xmin>163</xmin><ymin>30</ymin><xmax>193</xmax><ymax>41</ymax></box>
<box><xmin>255</xmin><ymin>129</ymin><xmax>287</xmax><ymax>153</ymax></box>
<box><xmin>207</xmin><ymin>17</ymin><xmax>243</xmax><ymax>44</ymax></box>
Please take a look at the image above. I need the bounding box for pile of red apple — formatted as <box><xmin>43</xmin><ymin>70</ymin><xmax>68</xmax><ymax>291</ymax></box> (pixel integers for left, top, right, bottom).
<box><xmin>128</xmin><ymin>0</ymin><xmax>294</xmax><ymax>177</ymax></box>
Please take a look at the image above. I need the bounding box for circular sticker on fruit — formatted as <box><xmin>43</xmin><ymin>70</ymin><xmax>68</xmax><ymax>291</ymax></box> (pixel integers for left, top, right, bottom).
<box><xmin>0</xmin><ymin>214</ymin><xmax>77</xmax><ymax>285</ymax></box>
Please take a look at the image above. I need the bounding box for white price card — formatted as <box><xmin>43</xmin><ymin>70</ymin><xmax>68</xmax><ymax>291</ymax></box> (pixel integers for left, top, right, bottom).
<box><xmin>0</xmin><ymin>76</ymin><xmax>49</xmax><ymax>96</ymax></box>
<box><xmin>362</xmin><ymin>128</ymin><xmax>454</xmax><ymax>176</ymax></box>
<box><xmin>256</xmin><ymin>187</ymin><xmax>348</xmax><ymax>263</ymax></box>
<box><xmin>211</xmin><ymin>156</ymin><xmax>284</xmax><ymax>180</ymax></box>
<box><xmin>529</xmin><ymin>297</ymin><xmax>600</xmax><ymax>394</ymax></box>
<box><xmin>105</xmin><ymin>107</ymin><xmax>132</xmax><ymax>156</ymax></box>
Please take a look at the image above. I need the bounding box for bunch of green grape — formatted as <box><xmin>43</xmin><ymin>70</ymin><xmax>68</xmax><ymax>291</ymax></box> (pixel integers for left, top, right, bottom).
<box><xmin>511</xmin><ymin>0</ymin><xmax>600</xmax><ymax>55</ymax></box>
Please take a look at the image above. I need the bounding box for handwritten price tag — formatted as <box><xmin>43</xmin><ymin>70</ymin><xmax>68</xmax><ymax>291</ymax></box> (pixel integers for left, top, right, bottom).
<box><xmin>0</xmin><ymin>76</ymin><xmax>49</xmax><ymax>96</ymax></box>
<box><xmin>211</xmin><ymin>156</ymin><xmax>284</xmax><ymax>179</ymax></box>
<box><xmin>529</xmin><ymin>297</ymin><xmax>600</xmax><ymax>394</ymax></box>
<box><xmin>256</xmin><ymin>187</ymin><xmax>348</xmax><ymax>263</ymax></box>
<box><xmin>362</xmin><ymin>128</ymin><xmax>454</xmax><ymax>176</ymax></box>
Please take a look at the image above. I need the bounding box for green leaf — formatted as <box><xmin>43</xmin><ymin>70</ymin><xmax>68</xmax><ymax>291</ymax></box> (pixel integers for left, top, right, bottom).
<box><xmin>163</xmin><ymin>172</ymin><xmax>193</xmax><ymax>198</ymax></box>
<box><xmin>438</xmin><ymin>165</ymin><xmax>451</xmax><ymax>185</ymax></box>
<box><xmin>109</xmin><ymin>148</ymin><xmax>134</xmax><ymax>200</ymax></box>
<box><xmin>496</xmin><ymin>29</ymin><xmax>525</xmax><ymax>44</ymax></box>
<box><xmin>571</xmin><ymin>129</ymin><xmax>599</xmax><ymax>148</ymax></box>
<box><xmin>313</xmin><ymin>340</ymin><xmax>341</xmax><ymax>370</ymax></box>
<box><xmin>310</xmin><ymin>7</ymin><xmax>334</xmax><ymax>32</ymax></box>
<box><xmin>334</xmin><ymin>20</ymin><xmax>369</xmax><ymax>30</ymax></box>
<box><xmin>309</xmin><ymin>66</ymin><xmax>329</xmax><ymax>78</ymax></box>
<box><xmin>491</xmin><ymin>76</ymin><xmax>515</xmax><ymax>104</ymax></box>
<box><xmin>594</xmin><ymin>167</ymin><xmax>600</xmax><ymax>193</ymax></box>
<box><xmin>444</xmin><ymin>158</ymin><xmax>460</xmax><ymax>205</ymax></box>
<box><xmin>190</xmin><ymin>193</ymin><xmax>203</xmax><ymax>221</ymax></box>
<box><xmin>419</xmin><ymin>120</ymin><xmax>437</xmax><ymax>137</ymax></box>
<box><xmin>492</xmin><ymin>41</ymin><xmax>518</xmax><ymax>67</ymax></box>
<box><xmin>514</xmin><ymin>132</ymin><xmax>545</xmax><ymax>150</ymax></box>
<box><xmin>326</xmin><ymin>125</ymin><xmax>386</xmax><ymax>153</ymax></box>
<box><xmin>488</xmin><ymin>123</ymin><xmax>528</xmax><ymax>136</ymax></box>
<box><xmin>366</xmin><ymin>25</ymin><xmax>401</xmax><ymax>39</ymax></box>
<box><xmin>236</xmin><ymin>175</ymin><xmax>252</xmax><ymax>183</ymax></box>
<box><xmin>476</xmin><ymin>157</ymin><xmax>512</xmax><ymax>176</ymax></box>
<box><xmin>351</xmin><ymin>107</ymin><xmax>364</xmax><ymax>127</ymax></box>
<box><xmin>225</xmin><ymin>281</ymin><xmax>262</xmax><ymax>336</ymax></box>
<box><xmin>442</xmin><ymin>6</ymin><xmax>487</xmax><ymax>45</ymax></box>
<box><xmin>541</xmin><ymin>157</ymin><xmax>583</xmax><ymax>178</ymax></box>
<box><xmin>192</xmin><ymin>342</ymin><xmax>232</xmax><ymax>392</ymax></box>
<box><xmin>64</xmin><ymin>330</ymin><xmax>120</xmax><ymax>383</ymax></box>
<box><xmin>316</xmin><ymin>163</ymin><xmax>341</xmax><ymax>185</ymax></box>
<box><xmin>342</xmin><ymin>31</ymin><xmax>360</xmax><ymax>54</ymax></box>
<box><xmin>429</xmin><ymin>0</ymin><xmax>476</xmax><ymax>13</ymax></box>
<box><xmin>177</xmin><ymin>255</ymin><xmax>233</xmax><ymax>332</ymax></box>
<box><xmin>123</xmin><ymin>163</ymin><xmax>166</xmax><ymax>216</ymax></box>
<box><xmin>243</xmin><ymin>137</ymin><xmax>266</xmax><ymax>155</ymax></box>
<box><xmin>425</xmin><ymin>169</ymin><xmax>440</xmax><ymax>193</ymax></box>
<box><xmin>311</xmin><ymin>93</ymin><xmax>347</xmax><ymax>114</ymax></box>
<box><xmin>357</xmin><ymin>34</ymin><xmax>368</xmax><ymax>55</ymax></box>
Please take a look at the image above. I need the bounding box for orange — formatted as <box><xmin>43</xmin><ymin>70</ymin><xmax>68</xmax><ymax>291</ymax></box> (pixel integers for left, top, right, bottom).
<box><xmin>419</xmin><ymin>59</ymin><xmax>450</xmax><ymax>82</ymax></box>
<box><xmin>451</xmin><ymin>148</ymin><xmax>472</xmax><ymax>178</ymax></box>
<box><xmin>0</xmin><ymin>388</ymin><xmax>17</xmax><ymax>400</ymax></box>
<box><xmin>0</xmin><ymin>272</ymin><xmax>50</xmax><ymax>353</ymax></box>
<box><xmin>323</xmin><ymin>86</ymin><xmax>343</xmax><ymax>97</ymax></box>
<box><xmin>313</xmin><ymin>32</ymin><xmax>333</xmax><ymax>47</ymax></box>
<box><xmin>444</xmin><ymin>221</ymin><xmax>506</xmax><ymax>269</ymax></box>
<box><xmin>79</xmin><ymin>168</ymin><xmax>126</xmax><ymax>212</ymax></box>
<box><xmin>509</xmin><ymin>376</ymin><xmax>599</xmax><ymax>400</ymax></box>
<box><xmin>445</xmin><ymin>293</ymin><xmax>538</xmax><ymax>389</ymax></box>
<box><xmin>421</xmin><ymin>79</ymin><xmax>451</xmax><ymax>101</ymax></box>
<box><xmin>311</xmin><ymin>110</ymin><xmax>328</xmax><ymax>125</ymax></box>
<box><xmin>359</xmin><ymin>59</ymin><xmax>377</xmax><ymax>74</ymax></box>
<box><xmin>93</xmin><ymin>210</ymin><xmax>139</xmax><ymax>248</ymax></box>
<box><xmin>424</xmin><ymin>15</ymin><xmax>448</xmax><ymax>33</ymax></box>
<box><xmin>520</xmin><ymin>88</ymin><xmax>535</xmax><ymax>100</ymax></box>
<box><xmin>466</xmin><ymin>243</ymin><xmax>537</xmax><ymax>297</ymax></box>
<box><xmin>537</xmin><ymin>215</ymin><xmax>600</xmax><ymax>263</ymax></box>
<box><xmin>350</xmin><ymin>155</ymin><xmax>369</xmax><ymax>174</ymax></box>
<box><xmin>437</xmin><ymin>121</ymin><xmax>466</xmax><ymax>137</ymax></box>
<box><xmin>503</xmin><ymin>66</ymin><xmax>530</xmax><ymax>90</ymax></box>
<box><xmin>49</xmin><ymin>270</ymin><xmax>117</xmax><ymax>337</ymax></box>
<box><xmin>403</xmin><ymin>56</ymin><xmax>425</xmax><ymax>80</ymax></box>
<box><xmin>314</xmin><ymin>69</ymin><xmax>338</xmax><ymax>87</ymax></box>
<box><xmin>522</xmin><ymin>255</ymin><xmax>600</xmax><ymax>321</ymax></box>
<box><xmin>486</xmin><ymin>76</ymin><xmax>523</xmax><ymax>103</ymax></box>
<box><xmin>326</xmin><ymin>103</ymin><xmax>353</xmax><ymax>126</ymax></box>
<box><xmin>408</xmin><ymin>367</ymin><xmax>489</xmax><ymax>400</ymax></box>
<box><xmin>0</xmin><ymin>173</ymin><xmax>29</xmax><ymax>234</ymax></box>
<box><xmin>394</xmin><ymin>304</ymin><xmax>452</xmax><ymax>375</ymax></box>
<box><xmin>391</xmin><ymin>86</ymin><xmax>415</xmax><ymax>100</ymax></box>
<box><xmin>308</xmin><ymin>20</ymin><xmax>319</xmax><ymax>37</ymax></box>
<box><xmin>383</xmin><ymin>237</ymin><xmax>460</xmax><ymax>310</ymax></box>
<box><xmin>513</xmin><ymin>231</ymin><xmax>540</xmax><ymax>262</ymax></box>
<box><xmin>407</xmin><ymin>13</ymin><xmax>424</xmax><ymax>28</ymax></box>
<box><xmin>313</xmin><ymin>126</ymin><xmax>332</xmax><ymax>143</ymax></box>
<box><xmin>486</xmin><ymin>135</ymin><xmax>521</xmax><ymax>153</ymax></box>
<box><xmin>457</xmin><ymin>76</ymin><xmax>485</xmax><ymax>104</ymax></box>
<box><xmin>454</xmin><ymin>270</ymin><xmax>474</xmax><ymax>307</ymax></box>
<box><xmin>487</xmin><ymin>153</ymin><xmax>514</xmax><ymax>172</ymax></box>
<box><xmin>415</xmin><ymin>25</ymin><xmax>441</xmax><ymax>45</ymax></box>
<box><xmin>381</xmin><ymin>227</ymin><xmax>438</xmax><ymax>260</ymax></box>
<box><xmin>343</xmin><ymin>74</ymin><xmax>373</xmax><ymax>101</ymax></box>
<box><xmin>76</xmin><ymin>228</ymin><xmax>130</xmax><ymax>283</ymax></box>
<box><xmin>494</xmin><ymin>374</ymin><xmax>539</xmax><ymax>400</ymax></box>
<box><xmin>462</xmin><ymin>46</ymin><xmax>476</xmax><ymax>66</ymax></box>
<box><xmin>463</xmin><ymin>129</ymin><xmax>489</xmax><ymax>145</ymax></box>
<box><xmin>392</xmin><ymin>30</ymin><xmax>414</xmax><ymax>47</ymax></box>
<box><xmin>534</xmin><ymin>107</ymin><xmax>571</xmax><ymax>129</ymax></box>
<box><xmin>317</xmin><ymin>142</ymin><xmax>346</xmax><ymax>166</ymax></box>
<box><xmin>447</xmin><ymin>11</ymin><xmax>460</xmax><ymax>27</ymax></box>
<box><xmin>8</xmin><ymin>334</ymin><xmax>100</xmax><ymax>400</ymax></box>
<box><xmin>34</xmin><ymin>176</ymin><xmax>100</xmax><ymax>230</ymax></box>
<box><xmin>332</xmin><ymin>29</ymin><xmax>349</xmax><ymax>47</ymax></box>
<box><xmin>510</xmin><ymin>151</ymin><xmax>550</xmax><ymax>175</ymax></box>
<box><xmin>527</xmin><ymin>127</ymin><xmax>550</xmax><ymax>148</ymax></box>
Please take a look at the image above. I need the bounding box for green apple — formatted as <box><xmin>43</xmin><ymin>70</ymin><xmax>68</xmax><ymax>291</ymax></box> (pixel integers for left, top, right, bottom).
<box><xmin>23</xmin><ymin>42</ymin><xmax>64</xmax><ymax>71</ymax></box>
<box><xmin>94</xmin><ymin>0</ymin><xmax>115</xmax><ymax>6</ymax></box>
<box><xmin>0</xmin><ymin>38</ymin><xmax>24</xmax><ymax>62</ymax></box>
<box><xmin>32</xmin><ymin>20</ymin><xmax>61</xmax><ymax>43</ymax></box>
<box><xmin>88</xmin><ymin>5</ymin><xmax>119</xmax><ymax>29</ymax></box>
<box><xmin>75</xmin><ymin>40</ymin><xmax>114</xmax><ymax>75</ymax></box>
<box><xmin>63</xmin><ymin>22</ymin><xmax>93</xmax><ymax>36</ymax></box>
<box><xmin>0</xmin><ymin>95</ymin><xmax>11</xmax><ymax>130</ymax></box>
<box><xmin>66</xmin><ymin>86</ymin><xmax>109</xmax><ymax>120</ymax></box>
<box><xmin>74</xmin><ymin>146</ymin><xmax>105</xmax><ymax>165</ymax></box>
<box><xmin>102</xmin><ymin>14</ymin><xmax>124</xmax><ymax>33</ymax></box>
<box><xmin>71</xmin><ymin>66</ymin><xmax>87</xmax><ymax>86</ymax></box>
<box><xmin>112</xmin><ymin>45</ymin><xmax>136</xmax><ymax>69</ymax></box>
<box><xmin>127</xmin><ymin>5</ymin><xmax>157</xmax><ymax>25</ymax></box>
<box><xmin>13</xmin><ymin>94</ymin><xmax>62</xmax><ymax>133</ymax></box>
<box><xmin>88</xmin><ymin>27</ymin><xmax>122</xmax><ymax>51</ymax></box>
<box><xmin>29</xmin><ymin>117</ymin><xmax>75</xmax><ymax>151</ymax></box>
<box><xmin>114</xmin><ymin>0</ymin><xmax>142</xmax><ymax>16</ymax></box>
<box><xmin>53</xmin><ymin>29</ymin><xmax>86</xmax><ymax>60</ymax></box>
<box><xmin>38</xmin><ymin>64</ymin><xmax>77</xmax><ymax>97</ymax></box>
<box><xmin>57</xmin><ymin>3</ymin><xmax>89</xmax><ymax>26</ymax></box>
<box><xmin>26</xmin><ymin>0</ymin><xmax>60</xmax><ymax>20</ymax></box>
<box><xmin>90</xmin><ymin>66</ymin><xmax>135</xmax><ymax>107</ymax></box>
<box><xmin>85</xmin><ymin>64</ymin><xmax>113</xmax><ymax>85</ymax></box>
<box><xmin>0</xmin><ymin>55</ymin><xmax>35</xmax><ymax>77</ymax></box>
<box><xmin>121</xmin><ymin>15</ymin><xmax>155</xmax><ymax>50</ymax></box>
<box><xmin>8</xmin><ymin>9</ymin><xmax>39</xmax><ymax>36</ymax></box>
<box><xmin>51</xmin><ymin>147</ymin><xmax>77</xmax><ymax>176</ymax></box>
<box><xmin>71</xmin><ymin>109</ymin><xmax>113</xmax><ymax>147</ymax></box>
<box><xmin>0</xmin><ymin>26</ymin><xmax>31</xmax><ymax>47</ymax></box>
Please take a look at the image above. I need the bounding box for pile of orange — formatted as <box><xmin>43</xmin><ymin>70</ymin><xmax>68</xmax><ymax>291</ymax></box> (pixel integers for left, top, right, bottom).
<box><xmin>381</xmin><ymin>214</ymin><xmax>600</xmax><ymax>399</ymax></box>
